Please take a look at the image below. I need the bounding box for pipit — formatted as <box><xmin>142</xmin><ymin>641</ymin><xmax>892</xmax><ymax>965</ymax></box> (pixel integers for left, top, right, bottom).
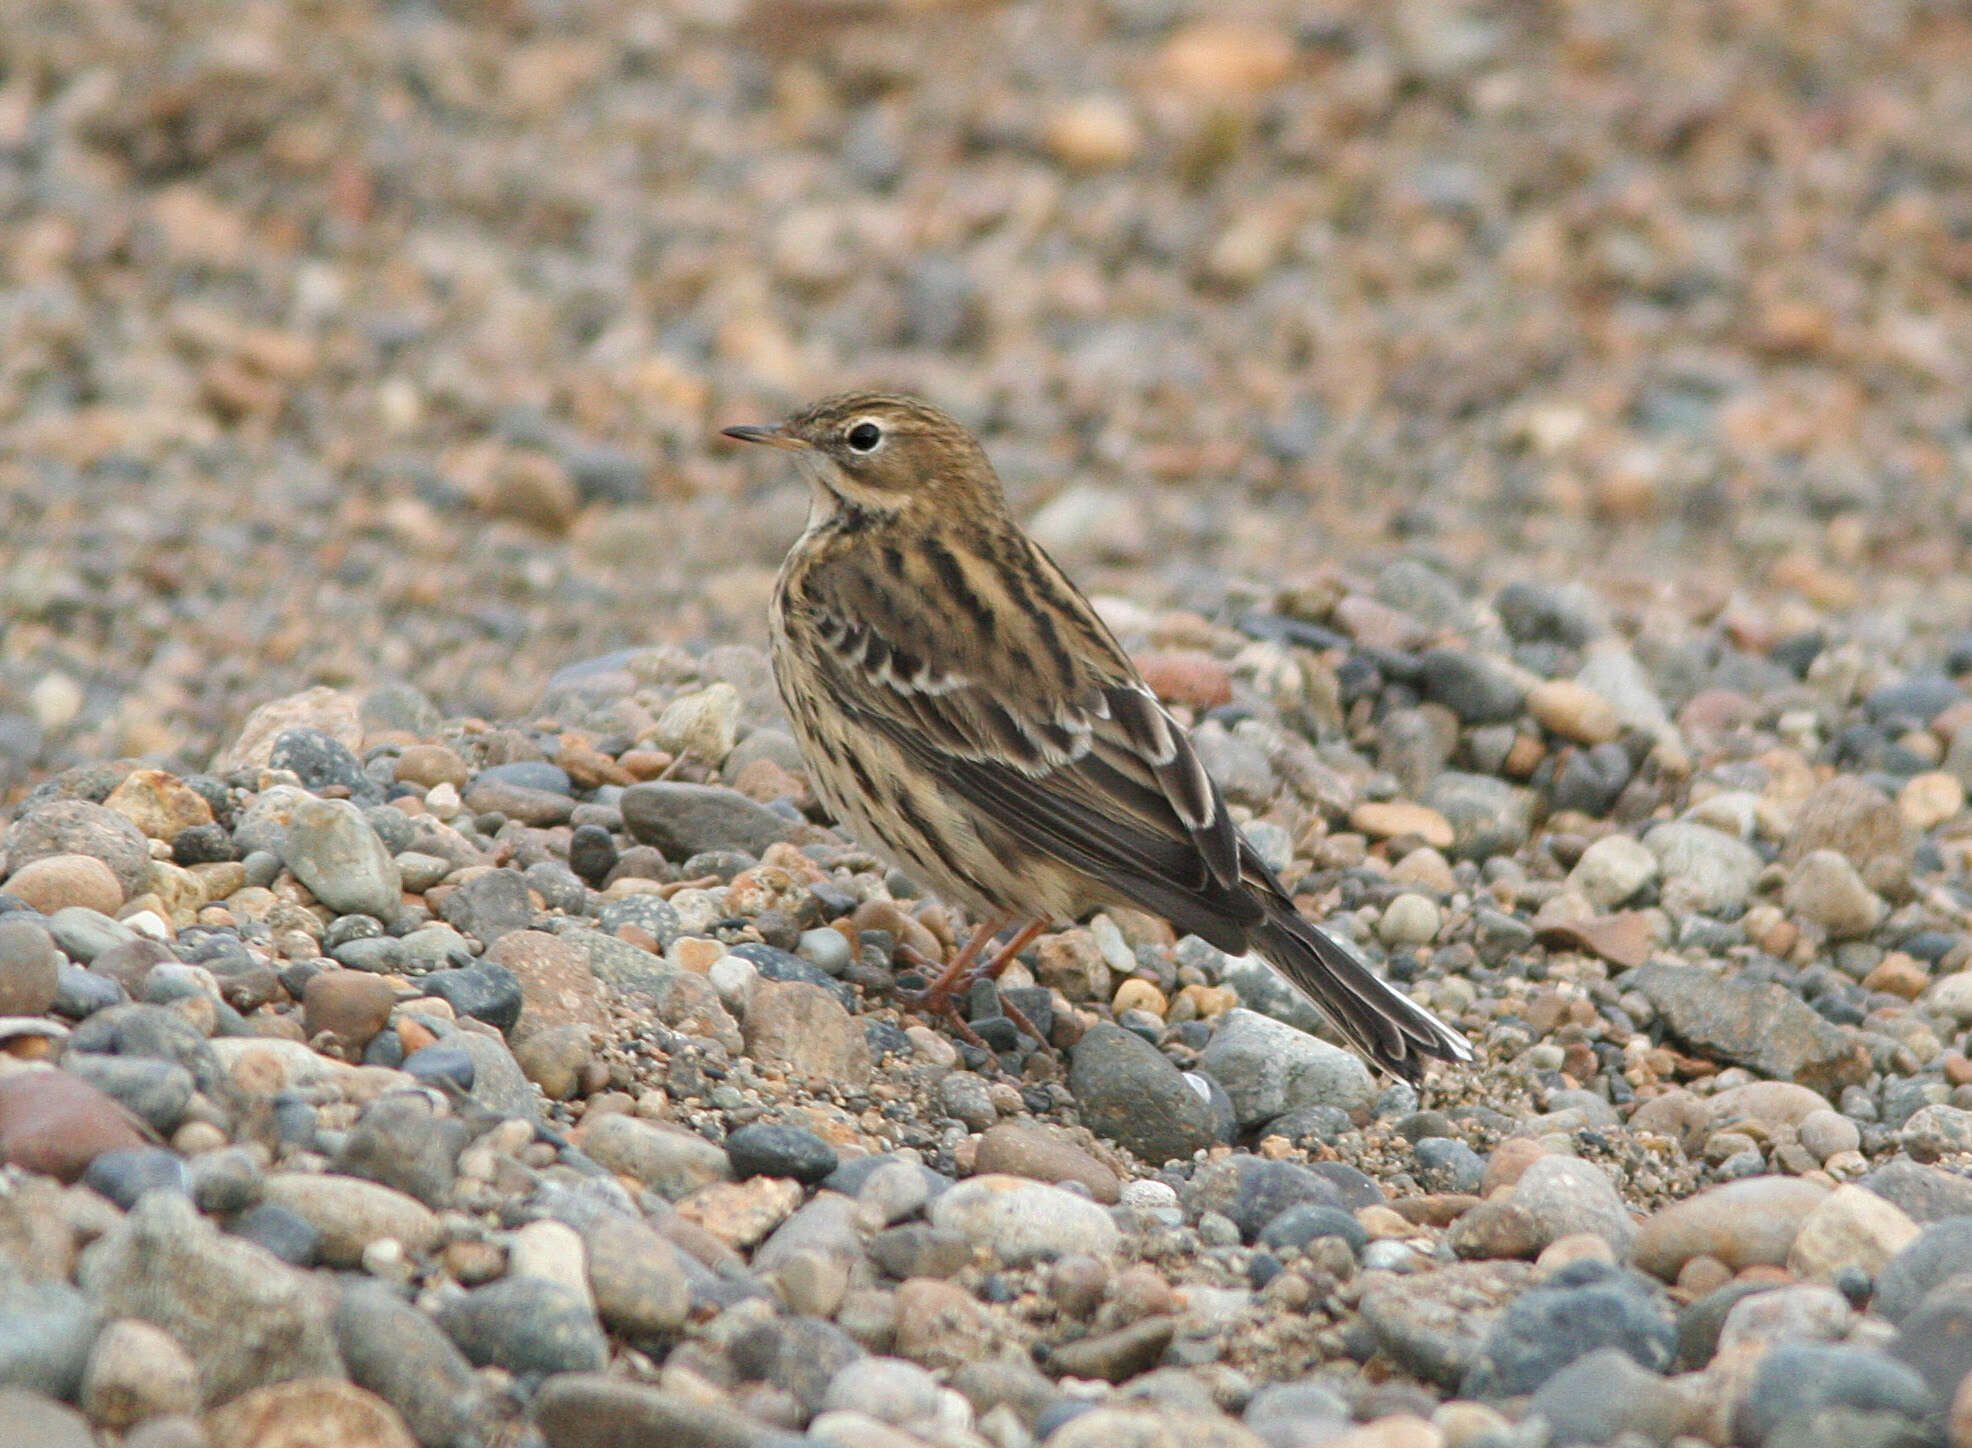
<box><xmin>724</xmin><ymin>393</ymin><xmax>1472</xmax><ymax>1081</ymax></box>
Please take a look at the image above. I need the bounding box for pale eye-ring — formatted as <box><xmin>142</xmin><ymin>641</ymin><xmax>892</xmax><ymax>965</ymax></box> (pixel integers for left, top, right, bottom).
<box><xmin>846</xmin><ymin>420</ymin><xmax>883</xmax><ymax>452</ymax></box>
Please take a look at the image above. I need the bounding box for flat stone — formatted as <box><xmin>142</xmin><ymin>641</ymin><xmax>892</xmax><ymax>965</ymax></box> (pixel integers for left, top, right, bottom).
<box><xmin>620</xmin><ymin>782</ymin><xmax>794</xmax><ymax>859</ymax></box>
<box><xmin>929</xmin><ymin>1175</ymin><xmax>1121</xmax><ymax>1266</ymax></box>
<box><xmin>77</xmin><ymin>1192</ymin><xmax>340</xmax><ymax>1406</ymax></box>
<box><xmin>1631</xmin><ymin>963</ymin><xmax>1867</xmax><ymax>1093</ymax></box>
<box><xmin>0</xmin><ymin>1069</ymin><xmax>148</xmax><ymax>1182</ymax></box>
<box><xmin>1633</xmin><ymin>1177</ymin><xmax>1831</xmax><ymax>1280</ymax></box>
<box><xmin>257</xmin><ymin>1172</ymin><xmax>441</xmax><ymax>1268</ymax></box>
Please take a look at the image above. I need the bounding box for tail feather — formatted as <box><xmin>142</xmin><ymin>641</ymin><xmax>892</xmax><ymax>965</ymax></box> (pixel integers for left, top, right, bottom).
<box><xmin>1249</xmin><ymin>899</ymin><xmax>1474</xmax><ymax>1083</ymax></box>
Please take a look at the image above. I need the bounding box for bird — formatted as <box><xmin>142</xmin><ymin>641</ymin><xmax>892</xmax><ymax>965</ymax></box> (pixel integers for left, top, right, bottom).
<box><xmin>723</xmin><ymin>392</ymin><xmax>1473</xmax><ymax>1082</ymax></box>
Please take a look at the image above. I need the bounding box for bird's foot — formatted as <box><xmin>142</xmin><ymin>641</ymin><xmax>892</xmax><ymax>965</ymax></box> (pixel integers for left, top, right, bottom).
<box><xmin>893</xmin><ymin>917</ymin><xmax>1053</xmax><ymax>1053</ymax></box>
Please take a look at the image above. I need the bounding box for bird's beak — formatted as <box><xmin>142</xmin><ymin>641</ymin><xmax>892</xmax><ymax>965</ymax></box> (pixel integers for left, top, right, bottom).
<box><xmin>721</xmin><ymin>422</ymin><xmax>809</xmax><ymax>451</ymax></box>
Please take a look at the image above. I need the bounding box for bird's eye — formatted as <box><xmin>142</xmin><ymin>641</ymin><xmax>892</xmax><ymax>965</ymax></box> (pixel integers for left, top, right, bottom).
<box><xmin>846</xmin><ymin>421</ymin><xmax>883</xmax><ymax>452</ymax></box>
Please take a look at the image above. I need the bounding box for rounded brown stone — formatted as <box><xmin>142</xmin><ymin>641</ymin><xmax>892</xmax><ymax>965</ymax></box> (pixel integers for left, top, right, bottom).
<box><xmin>4</xmin><ymin>853</ymin><xmax>125</xmax><ymax>916</ymax></box>
<box><xmin>302</xmin><ymin>970</ymin><xmax>398</xmax><ymax>1049</ymax></box>
<box><xmin>0</xmin><ymin>1070</ymin><xmax>149</xmax><ymax>1182</ymax></box>
<box><xmin>393</xmin><ymin>744</ymin><xmax>470</xmax><ymax>790</ymax></box>
<box><xmin>974</xmin><ymin>1122</ymin><xmax>1121</xmax><ymax>1204</ymax></box>
<box><xmin>205</xmin><ymin>1378</ymin><xmax>416</xmax><ymax>1448</ymax></box>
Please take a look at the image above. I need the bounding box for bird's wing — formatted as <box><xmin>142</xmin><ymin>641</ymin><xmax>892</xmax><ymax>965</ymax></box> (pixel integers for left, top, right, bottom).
<box><xmin>787</xmin><ymin>532</ymin><xmax>1256</xmax><ymax>941</ymax></box>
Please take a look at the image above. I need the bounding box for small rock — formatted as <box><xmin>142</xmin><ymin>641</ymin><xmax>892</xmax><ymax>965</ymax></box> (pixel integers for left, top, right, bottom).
<box><xmin>1633</xmin><ymin>1177</ymin><xmax>1830</xmax><ymax>1280</ymax></box>
<box><xmin>741</xmin><ymin>980</ymin><xmax>872</xmax><ymax>1085</ymax></box>
<box><xmin>205</xmin><ymin>1378</ymin><xmax>417</xmax><ymax>1448</ymax></box>
<box><xmin>1786</xmin><ymin>1185</ymin><xmax>1920</xmax><ymax>1281</ymax></box>
<box><xmin>80</xmin><ymin>1318</ymin><xmax>201</xmax><ymax>1430</ymax></box>
<box><xmin>1528</xmin><ymin>680</ymin><xmax>1623</xmax><ymax>745</ymax></box>
<box><xmin>974</xmin><ymin>1122</ymin><xmax>1120</xmax><ymax>1203</ymax></box>
<box><xmin>257</xmin><ymin>1172</ymin><xmax>442</xmax><ymax>1268</ymax></box>
<box><xmin>0</xmin><ymin>1069</ymin><xmax>149</xmax><ymax>1182</ymax></box>
<box><xmin>578</xmin><ymin>1114</ymin><xmax>731</xmax><ymax>1200</ymax></box>
<box><xmin>725</xmin><ymin>1122</ymin><xmax>838</xmax><ymax>1184</ymax></box>
<box><xmin>434</xmin><ymin>1276</ymin><xmax>607</xmax><ymax>1376</ymax></box>
<box><xmin>1067</xmin><ymin>1022</ymin><xmax>1219</xmax><ymax>1165</ymax></box>
<box><xmin>1198</xmin><ymin>1008</ymin><xmax>1376</xmax><ymax>1125</ymax></box>
<box><xmin>1567</xmin><ymin>835</ymin><xmax>1658</xmax><ymax>911</ymax></box>
<box><xmin>4</xmin><ymin>854</ymin><xmax>124</xmax><ymax>917</ymax></box>
<box><xmin>282</xmin><ymin>798</ymin><xmax>401</xmax><ymax>922</ymax></box>
<box><xmin>0</xmin><ymin>918</ymin><xmax>62</xmax><ymax>1014</ymax></box>
<box><xmin>620</xmin><ymin>782</ymin><xmax>793</xmax><ymax>859</ymax></box>
<box><xmin>1644</xmin><ymin>822</ymin><xmax>1763</xmax><ymax>914</ymax></box>
<box><xmin>929</xmin><ymin>1175</ymin><xmax>1121</xmax><ymax>1266</ymax></box>
<box><xmin>78</xmin><ymin>1192</ymin><xmax>341</xmax><ymax>1406</ymax></box>
<box><xmin>1783</xmin><ymin>850</ymin><xmax>1886</xmax><ymax>939</ymax></box>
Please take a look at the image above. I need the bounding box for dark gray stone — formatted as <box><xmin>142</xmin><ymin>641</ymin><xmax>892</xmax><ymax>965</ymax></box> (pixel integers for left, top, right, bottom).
<box><xmin>1067</xmin><ymin>1022</ymin><xmax>1217</xmax><ymax>1166</ymax></box>
<box><xmin>620</xmin><ymin>782</ymin><xmax>795</xmax><ymax>860</ymax></box>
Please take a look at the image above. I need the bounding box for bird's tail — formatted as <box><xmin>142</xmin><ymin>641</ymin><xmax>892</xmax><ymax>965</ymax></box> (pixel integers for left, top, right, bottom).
<box><xmin>1249</xmin><ymin>896</ymin><xmax>1474</xmax><ymax>1084</ymax></box>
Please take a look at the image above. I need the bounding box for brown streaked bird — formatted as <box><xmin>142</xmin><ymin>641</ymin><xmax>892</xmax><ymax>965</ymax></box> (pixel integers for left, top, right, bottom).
<box><xmin>724</xmin><ymin>393</ymin><xmax>1473</xmax><ymax>1082</ymax></box>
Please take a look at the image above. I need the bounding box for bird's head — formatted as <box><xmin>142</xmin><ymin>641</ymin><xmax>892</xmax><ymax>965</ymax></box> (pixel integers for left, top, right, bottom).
<box><xmin>723</xmin><ymin>392</ymin><xmax>1002</xmax><ymax>519</ymax></box>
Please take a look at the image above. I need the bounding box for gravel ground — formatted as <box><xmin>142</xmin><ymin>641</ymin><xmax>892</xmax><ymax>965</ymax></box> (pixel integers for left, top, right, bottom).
<box><xmin>6</xmin><ymin>3</ymin><xmax>1972</xmax><ymax>1448</ymax></box>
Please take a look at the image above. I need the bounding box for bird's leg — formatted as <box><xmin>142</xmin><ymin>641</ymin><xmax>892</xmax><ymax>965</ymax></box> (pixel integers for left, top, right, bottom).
<box><xmin>960</xmin><ymin>918</ymin><xmax>1053</xmax><ymax>1044</ymax></box>
<box><xmin>893</xmin><ymin>910</ymin><xmax>1016</xmax><ymax>1041</ymax></box>
<box><xmin>895</xmin><ymin>912</ymin><xmax>1054</xmax><ymax>1046</ymax></box>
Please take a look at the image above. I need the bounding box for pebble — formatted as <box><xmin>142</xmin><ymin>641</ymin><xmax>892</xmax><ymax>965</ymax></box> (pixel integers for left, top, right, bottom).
<box><xmin>578</xmin><ymin>1114</ymin><xmax>732</xmax><ymax>1200</ymax></box>
<box><xmin>4</xmin><ymin>800</ymin><xmax>153</xmax><ymax>900</ymax></box>
<box><xmin>1643</xmin><ymin>821</ymin><xmax>1763</xmax><ymax>913</ymax></box>
<box><xmin>0</xmin><ymin>917</ymin><xmax>62</xmax><ymax>1015</ymax></box>
<box><xmin>974</xmin><ymin>1121</ymin><xmax>1121</xmax><ymax>1203</ymax></box>
<box><xmin>1197</xmin><ymin>1008</ymin><xmax>1376</xmax><ymax>1125</ymax></box>
<box><xmin>204</xmin><ymin>1378</ymin><xmax>418</xmax><ymax>1448</ymax></box>
<box><xmin>741</xmin><ymin>980</ymin><xmax>872</xmax><ymax>1085</ymax></box>
<box><xmin>1735</xmin><ymin>1343</ymin><xmax>1935</xmax><ymax>1448</ymax></box>
<box><xmin>725</xmin><ymin>1122</ymin><xmax>839</xmax><ymax>1184</ymax></box>
<box><xmin>333</xmin><ymin>1282</ymin><xmax>484</xmax><ymax>1445</ymax></box>
<box><xmin>1378</xmin><ymin>893</ymin><xmax>1442</xmax><ymax>947</ymax></box>
<box><xmin>80</xmin><ymin>1318</ymin><xmax>201</xmax><ymax>1429</ymax></box>
<box><xmin>1067</xmin><ymin>1022</ymin><xmax>1220</xmax><ymax>1165</ymax></box>
<box><xmin>1567</xmin><ymin>834</ymin><xmax>1658</xmax><ymax>911</ymax></box>
<box><xmin>4</xmin><ymin>854</ymin><xmax>125</xmax><ymax>917</ymax></box>
<box><xmin>434</xmin><ymin>1276</ymin><xmax>608</xmax><ymax>1376</ymax></box>
<box><xmin>0</xmin><ymin>1069</ymin><xmax>150</xmax><ymax>1182</ymax></box>
<box><xmin>256</xmin><ymin>1173</ymin><xmax>441</xmax><ymax>1268</ymax></box>
<box><xmin>1633</xmin><ymin>1177</ymin><xmax>1830</xmax><ymax>1280</ymax></box>
<box><xmin>1783</xmin><ymin>850</ymin><xmax>1887</xmax><ymax>939</ymax></box>
<box><xmin>281</xmin><ymin>797</ymin><xmax>401</xmax><ymax>922</ymax></box>
<box><xmin>929</xmin><ymin>1175</ymin><xmax>1121</xmax><ymax>1266</ymax></box>
<box><xmin>1527</xmin><ymin>679</ymin><xmax>1623</xmax><ymax>745</ymax></box>
<box><xmin>620</xmin><ymin>782</ymin><xmax>793</xmax><ymax>859</ymax></box>
<box><xmin>1461</xmin><ymin>1265</ymin><xmax>1675</xmax><ymax>1397</ymax></box>
<box><xmin>1785</xmin><ymin>1185</ymin><xmax>1920</xmax><ymax>1281</ymax></box>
